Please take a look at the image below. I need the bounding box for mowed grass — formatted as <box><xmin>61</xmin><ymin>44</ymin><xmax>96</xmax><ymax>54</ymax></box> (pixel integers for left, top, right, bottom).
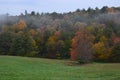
<box><xmin>0</xmin><ymin>56</ymin><xmax>120</xmax><ymax>80</ymax></box>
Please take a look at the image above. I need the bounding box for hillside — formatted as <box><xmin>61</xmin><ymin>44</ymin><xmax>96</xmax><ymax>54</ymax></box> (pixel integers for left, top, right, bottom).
<box><xmin>0</xmin><ymin>6</ymin><xmax>120</xmax><ymax>62</ymax></box>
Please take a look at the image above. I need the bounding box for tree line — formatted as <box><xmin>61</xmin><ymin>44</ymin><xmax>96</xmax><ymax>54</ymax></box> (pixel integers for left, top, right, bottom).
<box><xmin>0</xmin><ymin>6</ymin><xmax>120</xmax><ymax>62</ymax></box>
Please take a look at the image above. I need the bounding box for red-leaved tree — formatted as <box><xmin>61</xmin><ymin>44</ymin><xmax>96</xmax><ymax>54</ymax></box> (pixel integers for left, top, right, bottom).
<box><xmin>71</xmin><ymin>27</ymin><xmax>94</xmax><ymax>62</ymax></box>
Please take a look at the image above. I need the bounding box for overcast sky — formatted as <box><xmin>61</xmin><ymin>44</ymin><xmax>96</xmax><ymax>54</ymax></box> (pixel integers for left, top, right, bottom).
<box><xmin>0</xmin><ymin>0</ymin><xmax>120</xmax><ymax>15</ymax></box>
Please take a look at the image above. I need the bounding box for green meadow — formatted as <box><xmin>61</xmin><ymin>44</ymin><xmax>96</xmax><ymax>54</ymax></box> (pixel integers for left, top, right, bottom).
<box><xmin>0</xmin><ymin>56</ymin><xmax>120</xmax><ymax>80</ymax></box>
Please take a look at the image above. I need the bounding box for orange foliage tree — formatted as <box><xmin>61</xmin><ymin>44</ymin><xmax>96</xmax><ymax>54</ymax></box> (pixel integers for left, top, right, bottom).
<box><xmin>93</xmin><ymin>36</ymin><xmax>112</xmax><ymax>61</ymax></box>
<box><xmin>71</xmin><ymin>27</ymin><xmax>93</xmax><ymax>62</ymax></box>
<box><xmin>46</xmin><ymin>30</ymin><xmax>65</xmax><ymax>58</ymax></box>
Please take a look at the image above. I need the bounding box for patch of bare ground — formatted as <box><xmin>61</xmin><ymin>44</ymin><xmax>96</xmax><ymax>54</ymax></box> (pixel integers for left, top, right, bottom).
<box><xmin>64</xmin><ymin>61</ymin><xmax>90</xmax><ymax>66</ymax></box>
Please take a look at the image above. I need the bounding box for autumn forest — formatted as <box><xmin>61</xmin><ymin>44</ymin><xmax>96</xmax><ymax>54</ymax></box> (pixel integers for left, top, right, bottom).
<box><xmin>0</xmin><ymin>6</ymin><xmax>120</xmax><ymax>63</ymax></box>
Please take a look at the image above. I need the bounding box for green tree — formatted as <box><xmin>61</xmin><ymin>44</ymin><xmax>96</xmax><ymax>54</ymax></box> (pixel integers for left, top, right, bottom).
<box><xmin>111</xmin><ymin>42</ymin><xmax>120</xmax><ymax>62</ymax></box>
<box><xmin>11</xmin><ymin>32</ymin><xmax>38</xmax><ymax>56</ymax></box>
<box><xmin>0</xmin><ymin>32</ymin><xmax>14</xmax><ymax>55</ymax></box>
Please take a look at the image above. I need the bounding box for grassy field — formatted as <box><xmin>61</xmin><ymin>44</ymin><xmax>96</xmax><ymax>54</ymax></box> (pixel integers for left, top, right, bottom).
<box><xmin>0</xmin><ymin>56</ymin><xmax>120</xmax><ymax>80</ymax></box>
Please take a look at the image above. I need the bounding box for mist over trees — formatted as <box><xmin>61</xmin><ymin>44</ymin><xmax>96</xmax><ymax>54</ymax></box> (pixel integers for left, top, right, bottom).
<box><xmin>0</xmin><ymin>6</ymin><xmax>120</xmax><ymax>62</ymax></box>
